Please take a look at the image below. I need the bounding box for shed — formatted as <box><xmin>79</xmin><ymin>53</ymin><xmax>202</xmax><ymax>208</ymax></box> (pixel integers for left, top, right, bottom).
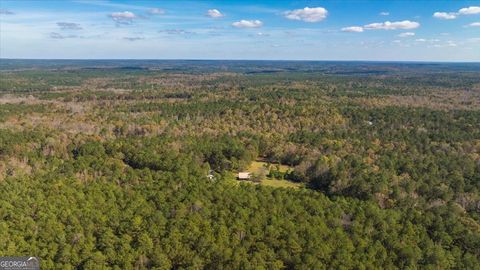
<box><xmin>207</xmin><ymin>170</ymin><xmax>215</xmax><ymax>181</ymax></box>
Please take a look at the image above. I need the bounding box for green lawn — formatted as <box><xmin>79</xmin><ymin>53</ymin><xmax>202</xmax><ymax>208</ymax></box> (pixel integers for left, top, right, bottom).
<box><xmin>244</xmin><ymin>161</ymin><xmax>303</xmax><ymax>189</ymax></box>
<box><xmin>246</xmin><ymin>161</ymin><xmax>267</xmax><ymax>173</ymax></box>
<box><xmin>261</xmin><ymin>178</ymin><xmax>304</xmax><ymax>189</ymax></box>
<box><xmin>248</xmin><ymin>160</ymin><xmax>290</xmax><ymax>173</ymax></box>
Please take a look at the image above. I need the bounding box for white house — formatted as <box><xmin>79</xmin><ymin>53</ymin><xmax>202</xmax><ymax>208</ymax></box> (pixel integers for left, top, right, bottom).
<box><xmin>237</xmin><ymin>172</ymin><xmax>251</xmax><ymax>180</ymax></box>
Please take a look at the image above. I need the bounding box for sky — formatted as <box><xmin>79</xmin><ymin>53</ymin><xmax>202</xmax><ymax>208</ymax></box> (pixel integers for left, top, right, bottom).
<box><xmin>0</xmin><ymin>0</ymin><xmax>479</xmax><ymax>61</ymax></box>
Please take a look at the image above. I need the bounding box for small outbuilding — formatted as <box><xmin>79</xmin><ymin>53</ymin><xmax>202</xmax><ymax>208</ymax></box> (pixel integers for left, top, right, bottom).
<box><xmin>237</xmin><ymin>172</ymin><xmax>251</xmax><ymax>180</ymax></box>
<box><xmin>207</xmin><ymin>170</ymin><xmax>215</xmax><ymax>181</ymax></box>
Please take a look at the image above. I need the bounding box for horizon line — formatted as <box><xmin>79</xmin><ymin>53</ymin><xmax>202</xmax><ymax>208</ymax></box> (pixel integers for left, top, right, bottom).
<box><xmin>1</xmin><ymin>58</ymin><xmax>480</xmax><ymax>64</ymax></box>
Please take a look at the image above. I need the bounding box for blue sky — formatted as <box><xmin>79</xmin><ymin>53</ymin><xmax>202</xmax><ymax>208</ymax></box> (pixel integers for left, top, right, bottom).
<box><xmin>0</xmin><ymin>0</ymin><xmax>479</xmax><ymax>61</ymax></box>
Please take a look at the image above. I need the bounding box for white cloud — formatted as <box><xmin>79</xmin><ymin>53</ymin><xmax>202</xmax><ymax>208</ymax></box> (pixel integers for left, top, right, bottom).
<box><xmin>379</xmin><ymin>11</ymin><xmax>389</xmax><ymax>16</ymax></box>
<box><xmin>434</xmin><ymin>41</ymin><xmax>457</xmax><ymax>48</ymax></box>
<box><xmin>148</xmin><ymin>8</ymin><xmax>165</xmax><ymax>15</ymax></box>
<box><xmin>398</xmin><ymin>32</ymin><xmax>415</xmax><ymax>37</ymax></box>
<box><xmin>433</xmin><ymin>6</ymin><xmax>480</xmax><ymax>20</ymax></box>
<box><xmin>415</xmin><ymin>39</ymin><xmax>426</xmax><ymax>42</ymax></box>
<box><xmin>467</xmin><ymin>22</ymin><xmax>480</xmax><ymax>27</ymax></box>
<box><xmin>284</xmin><ymin>7</ymin><xmax>328</xmax><ymax>22</ymax></box>
<box><xmin>159</xmin><ymin>29</ymin><xmax>195</xmax><ymax>35</ymax></box>
<box><xmin>232</xmin><ymin>20</ymin><xmax>263</xmax><ymax>28</ymax></box>
<box><xmin>123</xmin><ymin>37</ymin><xmax>144</xmax><ymax>41</ymax></box>
<box><xmin>57</xmin><ymin>22</ymin><xmax>82</xmax><ymax>30</ymax></box>
<box><xmin>248</xmin><ymin>32</ymin><xmax>270</xmax><ymax>38</ymax></box>
<box><xmin>49</xmin><ymin>32</ymin><xmax>78</xmax><ymax>39</ymax></box>
<box><xmin>342</xmin><ymin>21</ymin><xmax>419</xmax><ymax>33</ymax></box>
<box><xmin>341</xmin><ymin>26</ymin><xmax>364</xmax><ymax>32</ymax></box>
<box><xmin>433</xmin><ymin>12</ymin><xmax>457</xmax><ymax>20</ymax></box>
<box><xmin>109</xmin><ymin>11</ymin><xmax>137</xmax><ymax>24</ymax></box>
<box><xmin>364</xmin><ymin>20</ymin><xmax>420</xmax><ymax>30</ymax></box>
<box><xmin>447</xmin><ymin>41</ymin><xmax>458</xmax><ymax>47</ymax></box>
<box><xmin>206</xmin><ymin>9</ymin><xmax>224</xmax><ymax>18</ymax></box>
<box><xmin>458</xmin><ymin>6</ymin><xmax>480</xmax><ymax>15</ymax></box>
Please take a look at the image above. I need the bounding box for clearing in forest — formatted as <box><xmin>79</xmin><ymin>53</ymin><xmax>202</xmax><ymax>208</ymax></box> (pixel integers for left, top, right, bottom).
<box><xmin>244</xmin><ymin>161</ymin><xmax>303</xmax><ymax>189</ymax></box>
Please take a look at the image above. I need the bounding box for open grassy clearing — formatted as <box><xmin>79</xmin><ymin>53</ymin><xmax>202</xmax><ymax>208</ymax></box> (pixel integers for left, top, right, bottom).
<box><xmin>261</xmin><ymin>178</ymin><xmax>304</xmax><ymax>189</ymax></box>
<box><xmin>243</xmin><ymin>160</ymin><xmax>303</xmax><ymax>189</ymax></box>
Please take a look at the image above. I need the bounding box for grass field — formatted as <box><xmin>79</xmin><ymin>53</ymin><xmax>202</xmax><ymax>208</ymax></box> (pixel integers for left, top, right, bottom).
<box><xmin>246</xmin><ymin>161</ymin><xmax>269</xmax><ymax>174</ymax></box>
<box><xmin>249</xmin><ymin>160</ymin><xmax>291</xmax><ymax>172</ymax></box>
<box><xmin>244</xmin><ymin>161</ymin><xmax>303</xmax><ymax>189</ymax></box>
<box><xmin>261</xmin><ymin>178</ymin><xmax>304</xmax><ymax>189</ymax></box>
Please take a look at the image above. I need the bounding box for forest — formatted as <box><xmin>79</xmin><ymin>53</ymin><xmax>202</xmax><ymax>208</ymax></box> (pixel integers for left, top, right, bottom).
<box><xmin>0</xmin><ymin>60</ymin><xmax>479</xmax><ymax>269</ymax></box>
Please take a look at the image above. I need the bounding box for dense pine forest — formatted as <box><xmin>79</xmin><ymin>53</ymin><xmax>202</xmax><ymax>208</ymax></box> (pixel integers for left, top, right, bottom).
<box><xmin>0</xmin><ymin>60</ymin><xmax>479</xmax><ymax>269</ymax></box>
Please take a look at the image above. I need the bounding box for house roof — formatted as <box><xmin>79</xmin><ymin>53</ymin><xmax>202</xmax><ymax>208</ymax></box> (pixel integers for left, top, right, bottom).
<box><xmin>238</xmin><ymin>172</ymin><xmax>251</xmax><ymax>178</ymax></box>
